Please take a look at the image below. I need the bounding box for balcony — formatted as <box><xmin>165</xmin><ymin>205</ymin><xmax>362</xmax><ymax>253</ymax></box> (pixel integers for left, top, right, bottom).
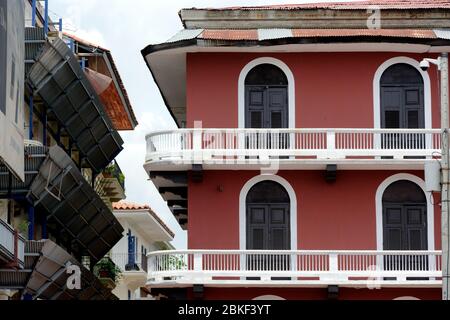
<box><xmin>145</xmin><ymin>128</ymin><xmax>442</xmax><ymax>171</ymax></box>
<box><xmin>110</xmin><ymin>252</ymin><xmax>148</xmax><ymax>288</ymax></box>
<box><xmin>96</xmin><ymin>160</ymin><xmax>126</xmax><ymax>203</ymax></box>
<box><xmin>110</xmin><ymin>252</ymin><xmax>148</xmax><ymax>273</ymax></box>
<box><xmin>147</xmin><ymin>250</ymin><xmax>442</xmax><ymax>288</ymax></box>
<box><xmin>0</xmin><ymin>219</ymin><xmax>26</xmax><ymax>269</ymax></box>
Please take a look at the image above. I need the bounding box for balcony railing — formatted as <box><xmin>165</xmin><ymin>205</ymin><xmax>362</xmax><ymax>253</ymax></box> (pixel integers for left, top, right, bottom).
<box><xmin>103</xmin><ymin>160</ymin><xmax>125</xmax><ymax>191</ymax></box>
<box><xmin>145</xmin><ymin>128</ymin><xmax>441</xmax><ymax>165</ymax></box>
<box><xmin>147</xmin><ymin>250</ymin><xmax>442</xmax><ymax>287</ymax></box>
<box><xmin>0</xmin><ymin>219</ymin><xmax>25</xmax><ymax>268</ymax></box>
<box><xmin>110</xmin><ymin>252</ymin><xmax>148</xmax><ymax>273</ymax></box>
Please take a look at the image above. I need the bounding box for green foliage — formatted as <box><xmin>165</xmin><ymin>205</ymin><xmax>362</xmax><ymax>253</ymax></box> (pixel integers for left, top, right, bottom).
<box><xmin>103</xmin><ymin>162</ymin><xmax>125</xmax><ymax>189</ymax></box>
<box><xmin>103</xmin><ymin>163</ymin><xmax>116</xmax><ymax>175</ymax></box>
<box><xmin>17</xmin><ymin>220</ymin><xmax>30</xmax><ymax>237</ymax></box>
<box><xmin>167</xmin><ymin>255</ymin><xmax>186</xmax><ymax>270</ymax></box>
<box><xmin>94</xmin><ymin>257</ymin><xmax>122</xmax><ymax>283</ymax></box>
<box><xmin>118</xmin><ymin>172</ymin><xmax>125</xmax><ymax>187</ymax></box>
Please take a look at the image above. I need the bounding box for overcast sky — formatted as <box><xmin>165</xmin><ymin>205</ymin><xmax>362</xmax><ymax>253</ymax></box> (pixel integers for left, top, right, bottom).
<box><xmin>49</xmin><ymin>0</ymin><xmax>355</xmax><ymax>249</ymax></box>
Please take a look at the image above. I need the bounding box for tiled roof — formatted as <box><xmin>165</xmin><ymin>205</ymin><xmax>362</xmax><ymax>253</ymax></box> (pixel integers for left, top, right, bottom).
<box><xmin>113</xmin><ymin>201</ymin><xmax>150</xmax><ymax>210</ymax></box>
<box><xmin>195</xmin><ymin>0</ymin><xmax>450</xmax><ymax>10</ymax></box>
<box><xmin>113</xmin><ymin>201</ymin><xmax>175</xmax><ymax>238</ymax></box>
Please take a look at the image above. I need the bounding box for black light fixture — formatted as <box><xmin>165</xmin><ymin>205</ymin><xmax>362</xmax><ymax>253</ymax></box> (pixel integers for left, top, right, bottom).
<box><xmin>325</xmin><ymin>164</ymin><xmax>337</xmax><ymax>182</ymax></box>
<box><xmin>191</xmin><ymin>164</ymin><xmax>203</xmax><ymax>182</ymax></box>
<box><xmin>193</xmin><ymin>284</ymin><xmax>204</xmax><ymax>300</ymax></box>
<box><xmin>327</xmin><ymin>285</ymin><xmax>339</xmax><ymax>300</ymax></box>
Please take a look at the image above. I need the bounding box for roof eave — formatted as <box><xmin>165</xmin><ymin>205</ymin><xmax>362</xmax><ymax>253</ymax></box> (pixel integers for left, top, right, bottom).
<box><xmin>141</xmin><ymin>41</ymin><xmax>199</xmax><ymax>128</ymax></box>
<box><xmin>103</xmin><ymin>51</ymin><xmax>139</xmax><ymax>129</ymax></box>
<box><xmin>141</xmin><ymin>36</ymin><xmax>450</xmax><ymax>128</ymax></box>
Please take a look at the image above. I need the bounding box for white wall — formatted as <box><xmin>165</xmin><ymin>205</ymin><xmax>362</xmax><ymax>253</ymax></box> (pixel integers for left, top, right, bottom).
<box><xmin>110</xmin><ymin>217</ymin><xmax>165</xmax><ymax>300</ymax></box>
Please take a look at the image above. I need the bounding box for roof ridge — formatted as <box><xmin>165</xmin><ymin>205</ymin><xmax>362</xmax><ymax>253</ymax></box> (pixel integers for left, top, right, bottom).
<box><xmin>184</xmin><ymin>0</ymin><xmax>450</xmax><ymax>11</ymax></box>
<box><xmin>112</xmin><ymin>200</ymin><xmax>150</xmax><ymax>210</ymax></box>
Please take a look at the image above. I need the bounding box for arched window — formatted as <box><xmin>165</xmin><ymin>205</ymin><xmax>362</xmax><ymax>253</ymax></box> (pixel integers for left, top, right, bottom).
<box><xmin>382</xmin><ymin>180</ymin><xmax>427</xmax><ymax>250</ymax></box>
<box><xmin>245</xmin><ymin>64</ymin><xmax>289</xmax><ymax>129</ymax></box>
<box><xmin>380</xmin><ymin>63</ymin><xmax>424</xmax><ymax>129</ymax></box>
<box><xmin>245</xmin><ymin>64</ymin><xmax>288</xmax><ymax>86</ymax></box>
<box><xmin>253</xmin><ymin>295</ymin><xmax>286</xmax><ymax>300</ymax></box>
<box><xmin>246</xmin><ymin>181</ymin><xmax>290</xmax><ymax>250</ymax></box>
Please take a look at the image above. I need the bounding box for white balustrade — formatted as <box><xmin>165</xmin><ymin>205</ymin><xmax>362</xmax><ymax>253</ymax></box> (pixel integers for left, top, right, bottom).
<box><xmin>145</xmin><ymin>128</ymin><xmax>442</xmax><ymax>163</ymax></box>
<box><xmin>147</xmin><ymin>250</ymin><xmax>442</xmax><ymax>287</ymax></box>
<box><xmin>109</xmin><ymin>252</ymin><xmax>148</xmax><ymax>272</ymax></box>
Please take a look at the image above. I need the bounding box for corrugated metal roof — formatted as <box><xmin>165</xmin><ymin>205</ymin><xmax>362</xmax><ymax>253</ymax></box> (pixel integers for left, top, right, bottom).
<box><xmin>198</xmin><ymin>0</ymin><xmax>450</xmax><ymax>11</ymax></box>
<box><xmin>166</xmin><ymin>29</ymin><xmax>203</xmax><ymax>43</ymax></box>
<box><xmin>291</xmin><ymin>28</ymin><xmax>437</xmax><ymax>39</ymax></box>
<box><xmin>192</xmin><ymin>28</ymin><xmax>438</xmax><ymax>41</ymax></box>
<box><xmin>201</xmin><ymin>29</ymin><xmax>259</xmax><ymax>40</ymax></box>
<box><xmin>258</xmin><ymin>29</ymin><xmax>293</xmax><ymax>41</ymax></box>
<box><xmin>434</xmin><ymin>28</ymin><xmax>450</xmax><ymax>40</ymax></box>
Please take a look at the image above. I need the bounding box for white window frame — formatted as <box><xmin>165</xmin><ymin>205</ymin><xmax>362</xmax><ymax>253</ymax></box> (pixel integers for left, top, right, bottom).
<box><xmin>373</xmin><ymin>56</ymin><xmax>432</xmax><ymax>130</ymax></box>
<box><xmin>375</xmin><ymin>173</ymin><xmax>435</xmax><ymax>252</ymax></box>
<box><xmin>238</xmin><ymin>57</ymin><xmax>296</xmax><ymax>129</ymax></box>
<box><xmin>239</xmin><ymin>174</ymin><xmax>297</xmax><ymax>250</ymax></box>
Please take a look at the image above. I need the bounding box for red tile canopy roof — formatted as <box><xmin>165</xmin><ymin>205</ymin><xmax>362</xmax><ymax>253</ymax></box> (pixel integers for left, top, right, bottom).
<box><xmin>113</xmin><ymin>201</ymin><xmax>150</xmax><ymax>211</ymax></box>
<box><xmin>113</xmin><ymin>201</ymin><xmax>175</xmax><ymax>238</ymax></box>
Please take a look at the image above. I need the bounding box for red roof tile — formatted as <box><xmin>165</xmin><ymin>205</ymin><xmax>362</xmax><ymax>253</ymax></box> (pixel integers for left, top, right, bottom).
<box><xmin>113</xmin><ymin>201</ymin><xmax>149</xmax><ymax>210</ymax></box>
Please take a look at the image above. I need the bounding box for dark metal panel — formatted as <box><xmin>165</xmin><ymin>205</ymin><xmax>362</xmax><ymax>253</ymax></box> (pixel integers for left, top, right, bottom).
<box><xmin>27</xmin><ymin>37</ymin><xmax>124</xmax><ymax>172</ymax></box>
<box><xmin>0</xmin><ymin>240</ymin><xmax>117</xmax><ymax>299</ymax></box>
<box><xmin>24</xmin><ymin>27</ymin><xmax>46</xmax><ymax>76</ymax></box>
<box><xmin>28</xmin><ymin>146</ymin><xmax>124</xmax><ymax>262</ymax></box>
<box><xmin>25</xmin><ymin>240</ymin><xmax>118</xmax><ymax>300</ymax></box>
<box><xmin>0</xmin><ymin>144</ymin><xmax>47</xmax><ymax>196</ymax></box>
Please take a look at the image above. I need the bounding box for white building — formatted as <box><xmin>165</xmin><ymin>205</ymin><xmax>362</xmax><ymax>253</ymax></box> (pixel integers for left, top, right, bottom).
<box><xmin>110</xmin><ymin>201</ymin><xmax>174</xmax><ymax>300</ymax></box>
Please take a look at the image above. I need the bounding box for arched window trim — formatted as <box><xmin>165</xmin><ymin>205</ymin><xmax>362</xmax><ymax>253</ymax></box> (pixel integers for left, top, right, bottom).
<box><xmin>375</xmin><ymin>173</ymin><xmax>435</xmax><ymax>251</ymax></box>
<box><xmin>253</xmin><ymin>295</ymin><xmax>286</xmax><ymax>300</ymax></box>
<box><xmin>238</xmin><ymin>57</ymin><xmax>295</xmax><ymax>129</ymax></box>
<box><xmin>239</xmin><ymin>175</ymin><xmax>297</xmax><ymax>250</ymax></box>
<box><xmin>373</xmin><ymin>57</ymin><xmax>432</xmax><ymax>130</ymax></box>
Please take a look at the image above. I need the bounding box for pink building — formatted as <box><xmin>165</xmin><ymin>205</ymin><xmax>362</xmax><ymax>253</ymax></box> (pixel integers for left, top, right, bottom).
<box><xmin>142</xmin><ymin>0</ymin><xmax>450</xmax><ymax>300</ymax></box>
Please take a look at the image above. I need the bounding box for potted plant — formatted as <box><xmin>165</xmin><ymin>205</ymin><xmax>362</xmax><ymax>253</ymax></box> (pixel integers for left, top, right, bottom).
<box><xmin>94</xmin><ymin>257</ymin><xmax>122</xmax><ymax>283</ymax></box>
<box><xmin>102</xmin><ymin>163</ymin><xmax>115</xmax><ymax>178</ymax></box>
